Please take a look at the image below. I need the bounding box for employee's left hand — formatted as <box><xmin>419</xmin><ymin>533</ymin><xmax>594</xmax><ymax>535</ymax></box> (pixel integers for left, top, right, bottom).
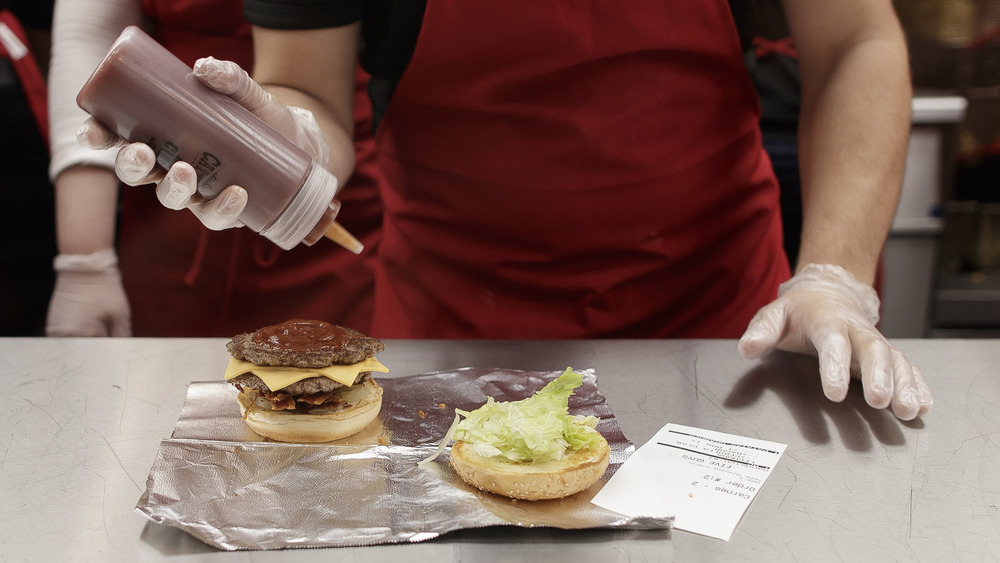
<box><xmin>738</xmin><ymin>263</ymin><xmax>933</xmax><ymax>420</ymax></box>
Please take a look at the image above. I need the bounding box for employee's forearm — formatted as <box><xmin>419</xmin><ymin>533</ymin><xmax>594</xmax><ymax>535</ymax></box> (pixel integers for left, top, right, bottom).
<box><xmin>54</xmin><ymin>166</ymin><xmax>120</xmax><ymax>255</ymax></box>
<box><xmin>259</xmin><ymin>83</ymin><xmax>357</xmax><ymax>185</ymax></box>
<box><xmin>251</xmin><ymin>24</ymin><xmax>360</xmax><ymax>189</ymax></box>
<box><xmin>792</xmin><ymin>11</ymin><xmax>911</xmax><ymax>285</ymax></box>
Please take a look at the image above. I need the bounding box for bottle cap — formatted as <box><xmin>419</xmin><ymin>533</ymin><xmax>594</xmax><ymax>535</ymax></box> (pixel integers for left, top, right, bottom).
<box><xmin>260</xmin><ymin>162</ymin><xmax>338</xmax><ymax>250</ymax></box>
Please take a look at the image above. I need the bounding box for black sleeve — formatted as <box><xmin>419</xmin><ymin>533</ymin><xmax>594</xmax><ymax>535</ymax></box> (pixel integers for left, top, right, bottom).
<box><xmin>244</xmin><ymin>0</ymin><xmax>363</xmax><ymax>30</ymax></box>
<box><xmin>4</xmin><ymin>0</ymin><xmax>55</xmax><ymax>30</ymax></box>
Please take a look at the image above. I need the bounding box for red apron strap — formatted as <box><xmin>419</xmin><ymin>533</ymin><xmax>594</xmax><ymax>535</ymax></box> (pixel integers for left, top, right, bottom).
<box><xmin>0</xmin><ymin>9</ymin><xmax>49</xmax><ymax>144</ymax></box>
<box><xmin>753</xmin><ymin>36</ymin><xmax>797</xmax><ymax>59</ymax></box>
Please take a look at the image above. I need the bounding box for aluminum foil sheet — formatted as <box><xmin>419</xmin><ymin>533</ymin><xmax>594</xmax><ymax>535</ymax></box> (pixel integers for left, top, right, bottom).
<box><xmin>135</xmin><ymin>367</ymin><xmax>673</xmax><ymax>550</ymax></box>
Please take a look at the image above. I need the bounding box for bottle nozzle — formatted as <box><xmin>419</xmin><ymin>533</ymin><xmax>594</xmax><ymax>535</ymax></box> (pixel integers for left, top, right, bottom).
<box><xmin>324</xmin><ymin>220</ymin><xmax>364</xmax><ymax>254</ymax></box>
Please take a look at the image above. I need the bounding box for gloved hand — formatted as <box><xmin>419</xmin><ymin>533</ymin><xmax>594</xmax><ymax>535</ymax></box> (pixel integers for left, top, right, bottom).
<box><xmin>76</xmin><ymin>57</ymin><xmax>330</xmax><ymax>230</ymax></box>
<box><xmin>46</xmin><ymin>248</ymin><xmax>132</xmax><ymax>337</ymax></box>
<box><xmin>738</xmin><ymin>263</ymin><xmax>933</xmax><ymax>421</ymax></box>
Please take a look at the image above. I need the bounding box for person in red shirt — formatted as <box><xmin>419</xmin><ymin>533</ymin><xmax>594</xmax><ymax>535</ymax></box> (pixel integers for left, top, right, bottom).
<box><xmin>81</xmin><ymin>0</ymin><xmax>933</xmax><ymax>421</ymax></box>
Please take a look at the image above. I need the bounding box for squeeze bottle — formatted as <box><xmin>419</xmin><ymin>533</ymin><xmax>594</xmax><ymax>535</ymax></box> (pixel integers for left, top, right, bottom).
<box><xmin>76</xmin><ymin>26</ymin><xmax>362</xmax><ymax>253</ymax></box>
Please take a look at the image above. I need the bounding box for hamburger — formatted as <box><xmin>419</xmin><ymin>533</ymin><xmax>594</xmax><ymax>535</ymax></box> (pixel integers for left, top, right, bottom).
<box><xmin>224</xmin><ymin>319</ymin><xmax>388</xmax><ymax>442</ymax></box>
<box><xmin>425</xmin><ymin>368</ymin><xmax>610</xmax><ymax>500</ymax></box>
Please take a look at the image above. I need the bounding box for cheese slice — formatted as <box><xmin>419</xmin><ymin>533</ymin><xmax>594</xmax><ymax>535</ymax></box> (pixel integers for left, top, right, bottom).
<box><xmin>224</xmin><ymin>356</ymin><xmax>388</xmax><ymax>391</ymax></box>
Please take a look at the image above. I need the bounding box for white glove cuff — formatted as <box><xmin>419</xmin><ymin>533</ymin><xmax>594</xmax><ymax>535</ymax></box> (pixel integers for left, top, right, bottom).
<box><xmin>288</xmin><ymin>105</ymin><xmax>330</xmax><ymax>169</ymax></box>
<box><xmin>779</xmin><ymin>263</ymin><xmax>881</xmax><ymax>325</ymax></box>
<box><xmin>53</xmin><ymin>248</ymin><xmax>119</xmax><ymax>273</ymax></box>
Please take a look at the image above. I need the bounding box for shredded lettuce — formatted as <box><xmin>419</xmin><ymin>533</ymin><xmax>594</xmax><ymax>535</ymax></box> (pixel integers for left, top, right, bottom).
<box><xmin>450</xmin><ymin>367</ymin><xmax>602</xmax><ymax>464</ymax></box>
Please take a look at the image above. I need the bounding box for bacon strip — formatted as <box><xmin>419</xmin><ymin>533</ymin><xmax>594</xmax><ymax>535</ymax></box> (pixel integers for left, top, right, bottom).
<box><xmin>298</xmin><ymin>392</ymin><xmax>337</xmax><ymax>406</ymax></box>
<box><xmin>237</xmin><ymin>385</ymin><xmax>344</xmax><ymax>413</ymax></box>
<box><xmin>270</xmin><ymin>393</ymin><xmax>296</xmax><ymax>411</ymax></box>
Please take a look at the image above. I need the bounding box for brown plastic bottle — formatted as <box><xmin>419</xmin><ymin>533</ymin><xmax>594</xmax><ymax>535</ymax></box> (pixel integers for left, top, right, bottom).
<box><xmin>76</xmin><ymin>26</ymin><xmax>361</xmax><ymax>252</ymax></box>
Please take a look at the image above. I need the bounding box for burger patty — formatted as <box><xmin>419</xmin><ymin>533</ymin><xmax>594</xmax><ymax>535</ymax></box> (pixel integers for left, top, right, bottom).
<box><xmin>230</xmin><ymin>372</ymin><xmax>372</xmax><ymax>395</ymax></box>
<box><xmin>227</xmin><ymin>319</ymin><xmax>384</xmax><ymax>368</ymax></box>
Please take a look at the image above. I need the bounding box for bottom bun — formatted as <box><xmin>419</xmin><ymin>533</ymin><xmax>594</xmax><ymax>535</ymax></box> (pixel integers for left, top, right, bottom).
<box><xmin>449</xmin><ymin>435</ymin><xmax>610</xmax><ymax>500</ymax></box>
<box><xmin>237</xmin><ymin>377</ymin><xmax>383</xmax><ymax>443</ymax></box>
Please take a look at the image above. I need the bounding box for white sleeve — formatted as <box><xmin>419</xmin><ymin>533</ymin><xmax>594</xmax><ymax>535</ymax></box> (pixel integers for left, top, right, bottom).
<box><xmin>47</xmin><ymin>0</ymin><xmax>146</xmax><ymax>181</ymax></box>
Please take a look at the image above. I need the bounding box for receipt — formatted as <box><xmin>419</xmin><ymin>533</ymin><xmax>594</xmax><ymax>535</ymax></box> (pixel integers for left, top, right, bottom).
<box><xmin>592</xmin><ymin>423</ymin><xmax>786</xmax><ymax>541</ymax></box>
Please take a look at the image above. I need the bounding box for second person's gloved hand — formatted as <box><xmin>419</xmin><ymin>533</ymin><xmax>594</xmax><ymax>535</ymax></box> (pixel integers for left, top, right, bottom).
<box><xmin>45</xmin><ymin>248</ymin><xmax>132</xmax><ymax>337</ymax></box>
<box><xmin>76</xmin><ymin>57</ymin><xmax>330</xmax><ymax>231</ymax></box>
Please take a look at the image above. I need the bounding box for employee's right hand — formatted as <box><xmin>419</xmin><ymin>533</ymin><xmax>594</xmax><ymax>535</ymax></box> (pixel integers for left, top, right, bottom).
<box><xmin>46</xmin><ymin>249</ymin><xmax>132</xmax><ymax>337</ymax></box>
<box><xmin>77</xmin><ymin>57</ymin><xmax>330</xmax><ymax>231</ymax></box>
<box><xmin>77</xmin><ymin>104</ymin><xmax>248</xmax><ymax>231</ymax></box>
<box><xmin>738</xmin><ymin>263</ymin><xmax>933</xmax><ymax>421</ymax></box>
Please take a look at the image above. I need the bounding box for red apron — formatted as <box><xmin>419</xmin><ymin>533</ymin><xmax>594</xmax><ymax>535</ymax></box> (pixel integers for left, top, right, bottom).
<box><xmin>115</xmin><ymin>0</ymin><xmax>384</xmax><ymax>336</ymax></box>
<box><xmin>372</xmin><ymin>0</ymin><xmax>789</xmax><ymax>339</ymax></box>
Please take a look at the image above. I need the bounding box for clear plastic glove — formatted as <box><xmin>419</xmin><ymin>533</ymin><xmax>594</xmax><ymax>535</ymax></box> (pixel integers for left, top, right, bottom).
<box><xmin>45</xmin><ymin>248</ymin><xmax>132</xmax><ymax>337</ymax></box>
<box><xmin>738</xmin><ymin>263</ymin><xmax>933</xmax><ymax>421</ymax></box>
<box><xmin>76</xmin><ymin>57</ymin><xmax>330</xmax><ymax>230</ymax></box>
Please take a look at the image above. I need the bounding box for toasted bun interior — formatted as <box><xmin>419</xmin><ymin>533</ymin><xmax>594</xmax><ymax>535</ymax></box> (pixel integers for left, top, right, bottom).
<box><xmin>237</xmin><ymin>377</ymin><xmax>383</xmax><ymax>443</ymax></box>
<box><xmin>449</xmin><ymin>435</ymin><xmax>610</xmax><ymax>500</ymax></box>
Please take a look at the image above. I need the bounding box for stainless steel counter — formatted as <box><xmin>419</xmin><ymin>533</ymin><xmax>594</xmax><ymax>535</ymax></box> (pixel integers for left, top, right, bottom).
<box><xmin>2</xmin><ymin>338</ymin><xmax>997</xmax><ymax>561</ymax></box>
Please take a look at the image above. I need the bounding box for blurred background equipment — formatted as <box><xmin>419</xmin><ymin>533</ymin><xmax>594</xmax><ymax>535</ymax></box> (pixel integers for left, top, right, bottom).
<box><xmin>893</xmin><ymin>0</ymin><xmax>1000</xmax><ymax>336</ymax></box>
